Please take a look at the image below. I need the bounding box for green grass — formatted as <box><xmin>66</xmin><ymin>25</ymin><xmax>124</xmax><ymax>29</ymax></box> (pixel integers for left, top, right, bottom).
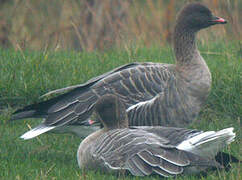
<box><xmin>0</xmin><ymin>40</ymin><xmax>241</xmax><ymax>179</ymax></box>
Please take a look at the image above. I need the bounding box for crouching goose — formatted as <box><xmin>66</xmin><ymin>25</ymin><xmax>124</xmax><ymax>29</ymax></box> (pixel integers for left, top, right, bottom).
<box><xmin>11</xmin><ymin>3</ymin><xmax>227</xmax><ymax>139</ymax></box>
<box><xmin>77</xmin><ymin>94</ymin><xmax>238</xmax><ymax>177</ymax></box>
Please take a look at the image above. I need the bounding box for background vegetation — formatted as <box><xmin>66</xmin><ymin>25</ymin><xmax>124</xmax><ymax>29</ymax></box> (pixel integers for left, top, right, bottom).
<box><xmin>0</xmin><ymin>0</ymin><xmax>241</xmax><ymax>51</ymax></box>
<box><xmin>0</xmin><ymin>0</ymin><xmax>241</xmax><ymax>179</ymax></box>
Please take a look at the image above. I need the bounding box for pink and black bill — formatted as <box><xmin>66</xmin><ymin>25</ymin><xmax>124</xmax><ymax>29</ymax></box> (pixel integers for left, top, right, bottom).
<box><xmin>210</xmin><ymin>16</ymin><xmax>227</xmax><ymax>24</ymax></box>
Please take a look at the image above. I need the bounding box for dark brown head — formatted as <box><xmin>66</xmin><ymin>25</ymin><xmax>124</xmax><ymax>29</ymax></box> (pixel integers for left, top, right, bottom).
<box><xmin>94</xmin><ymin>94</ymin><xmax>128</xmax><ymax>130</ymax></box>
<box><xmin>176</xmin><ymin>3</ymin><xmax>227</xmax><ymax>32</ymax></box>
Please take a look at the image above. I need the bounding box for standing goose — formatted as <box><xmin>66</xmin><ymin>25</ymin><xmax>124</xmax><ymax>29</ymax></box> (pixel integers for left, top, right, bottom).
<box><xmin>11</xmin><ymin>3</ymin><xmax>227</xmax><ymax>139</ymax></box>
<box><xmin>77</xmin><ymin>94</ymin><xmax>237</xmax><ymax>177</ymax></box>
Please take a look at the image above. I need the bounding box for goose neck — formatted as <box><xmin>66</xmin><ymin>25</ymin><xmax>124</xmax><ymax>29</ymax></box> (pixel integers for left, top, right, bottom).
<box><xmin>173</xmin><ymin>25</ymin><xmax>199</xmax><ymax>67</ymax></box>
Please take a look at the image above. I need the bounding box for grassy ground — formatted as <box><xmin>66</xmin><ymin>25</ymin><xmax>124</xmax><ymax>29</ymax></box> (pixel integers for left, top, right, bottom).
<box><xmin>0</xmin><ymin>41</ymin><xmax>241</xmax><ymax>179</ymax></box>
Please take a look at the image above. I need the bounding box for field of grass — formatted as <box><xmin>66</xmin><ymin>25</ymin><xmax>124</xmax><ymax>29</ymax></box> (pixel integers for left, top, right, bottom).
<box><xmin>0</xmin><ymin>40</ymin><xmax>241</xmax><ymax>179</ymax></box>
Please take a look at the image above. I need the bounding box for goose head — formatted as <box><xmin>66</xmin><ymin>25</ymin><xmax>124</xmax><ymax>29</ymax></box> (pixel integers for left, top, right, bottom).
<box><xmin>94</xmin><ymin>94</ymin><xmax>129</xmax><ymax>130</ymax></box>
<box><xmin>175</xmin><ymin>3</ymin><xmax>227</xmax><ymax>32</ymax></box>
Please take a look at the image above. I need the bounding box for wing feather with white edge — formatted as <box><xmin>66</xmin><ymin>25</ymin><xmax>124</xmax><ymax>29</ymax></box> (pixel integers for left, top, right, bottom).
<box><xmin>92</xmin><ymin>128</ymin><xmax>219</xmax><ymax>177</ymax></box>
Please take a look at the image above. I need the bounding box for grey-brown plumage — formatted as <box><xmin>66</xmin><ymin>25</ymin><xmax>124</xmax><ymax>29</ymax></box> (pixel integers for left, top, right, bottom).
<box><xmin>11</xmin><ymin>3</ymin><xmax>227</xmax><ymax>139</ymax></box>
<box><xmin>77</xmin><ymin>94</ymin><xmax>236</xmax><ymax>177</ymax></box>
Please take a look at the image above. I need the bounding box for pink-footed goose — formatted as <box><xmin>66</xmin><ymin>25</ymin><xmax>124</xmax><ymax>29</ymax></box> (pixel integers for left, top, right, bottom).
<box><xmin>77</xmin><ymin>94</ymin><xmax>237</xmax><ymax>177</ymax></box>
<box><xmin>11</xmin><ymin>3</ymin><xmax>227</xmax><ymax>139</ymax></box>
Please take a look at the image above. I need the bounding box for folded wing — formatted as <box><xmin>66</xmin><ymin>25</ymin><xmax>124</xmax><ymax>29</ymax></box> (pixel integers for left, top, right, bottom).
<box><xmin>92</xmin><ymin>128</ymin><xmax>219</xmax><ymax>177</ymax></box>
<box><xmin>12</xmin><ymin>62</ymin><xmax>171</xmax><ymax>131</ymax></box>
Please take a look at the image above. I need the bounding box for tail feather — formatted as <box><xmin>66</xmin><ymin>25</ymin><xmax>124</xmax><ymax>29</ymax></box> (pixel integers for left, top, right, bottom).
<box><xmin>11</xmin><ymin>85</ymin><xmax>91</xmax><ymax>121</ymax></box>
<box><xmin>11</xmin><ymin>110</ymin><xmax>37</xmax><ymax>120</ymax></box>
<box><xmin>10</xmin><ymin>94</ymin><xmax>66</xmax><ymax>120</ymax></box>
<box><xmin>20</xmin><ymin>124</ymin><xmax>55</xmax><ymax>140</ymax></box>
<box><xmin>177</xmin><ymin>127</ymin><xmax>236</xmax><ymax>158</ymax></box>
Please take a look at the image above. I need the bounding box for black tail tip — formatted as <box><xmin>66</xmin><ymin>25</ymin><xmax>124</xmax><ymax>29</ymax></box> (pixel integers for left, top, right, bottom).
<box><xmin>10</xmin><ymin>110</ymin><xmax>36</xmax><ymax>121</ymax></box>
<box><xmin>215</xmin><ymin>152</ymin><xmax>240</xmax><ymax>171</ymax></box>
